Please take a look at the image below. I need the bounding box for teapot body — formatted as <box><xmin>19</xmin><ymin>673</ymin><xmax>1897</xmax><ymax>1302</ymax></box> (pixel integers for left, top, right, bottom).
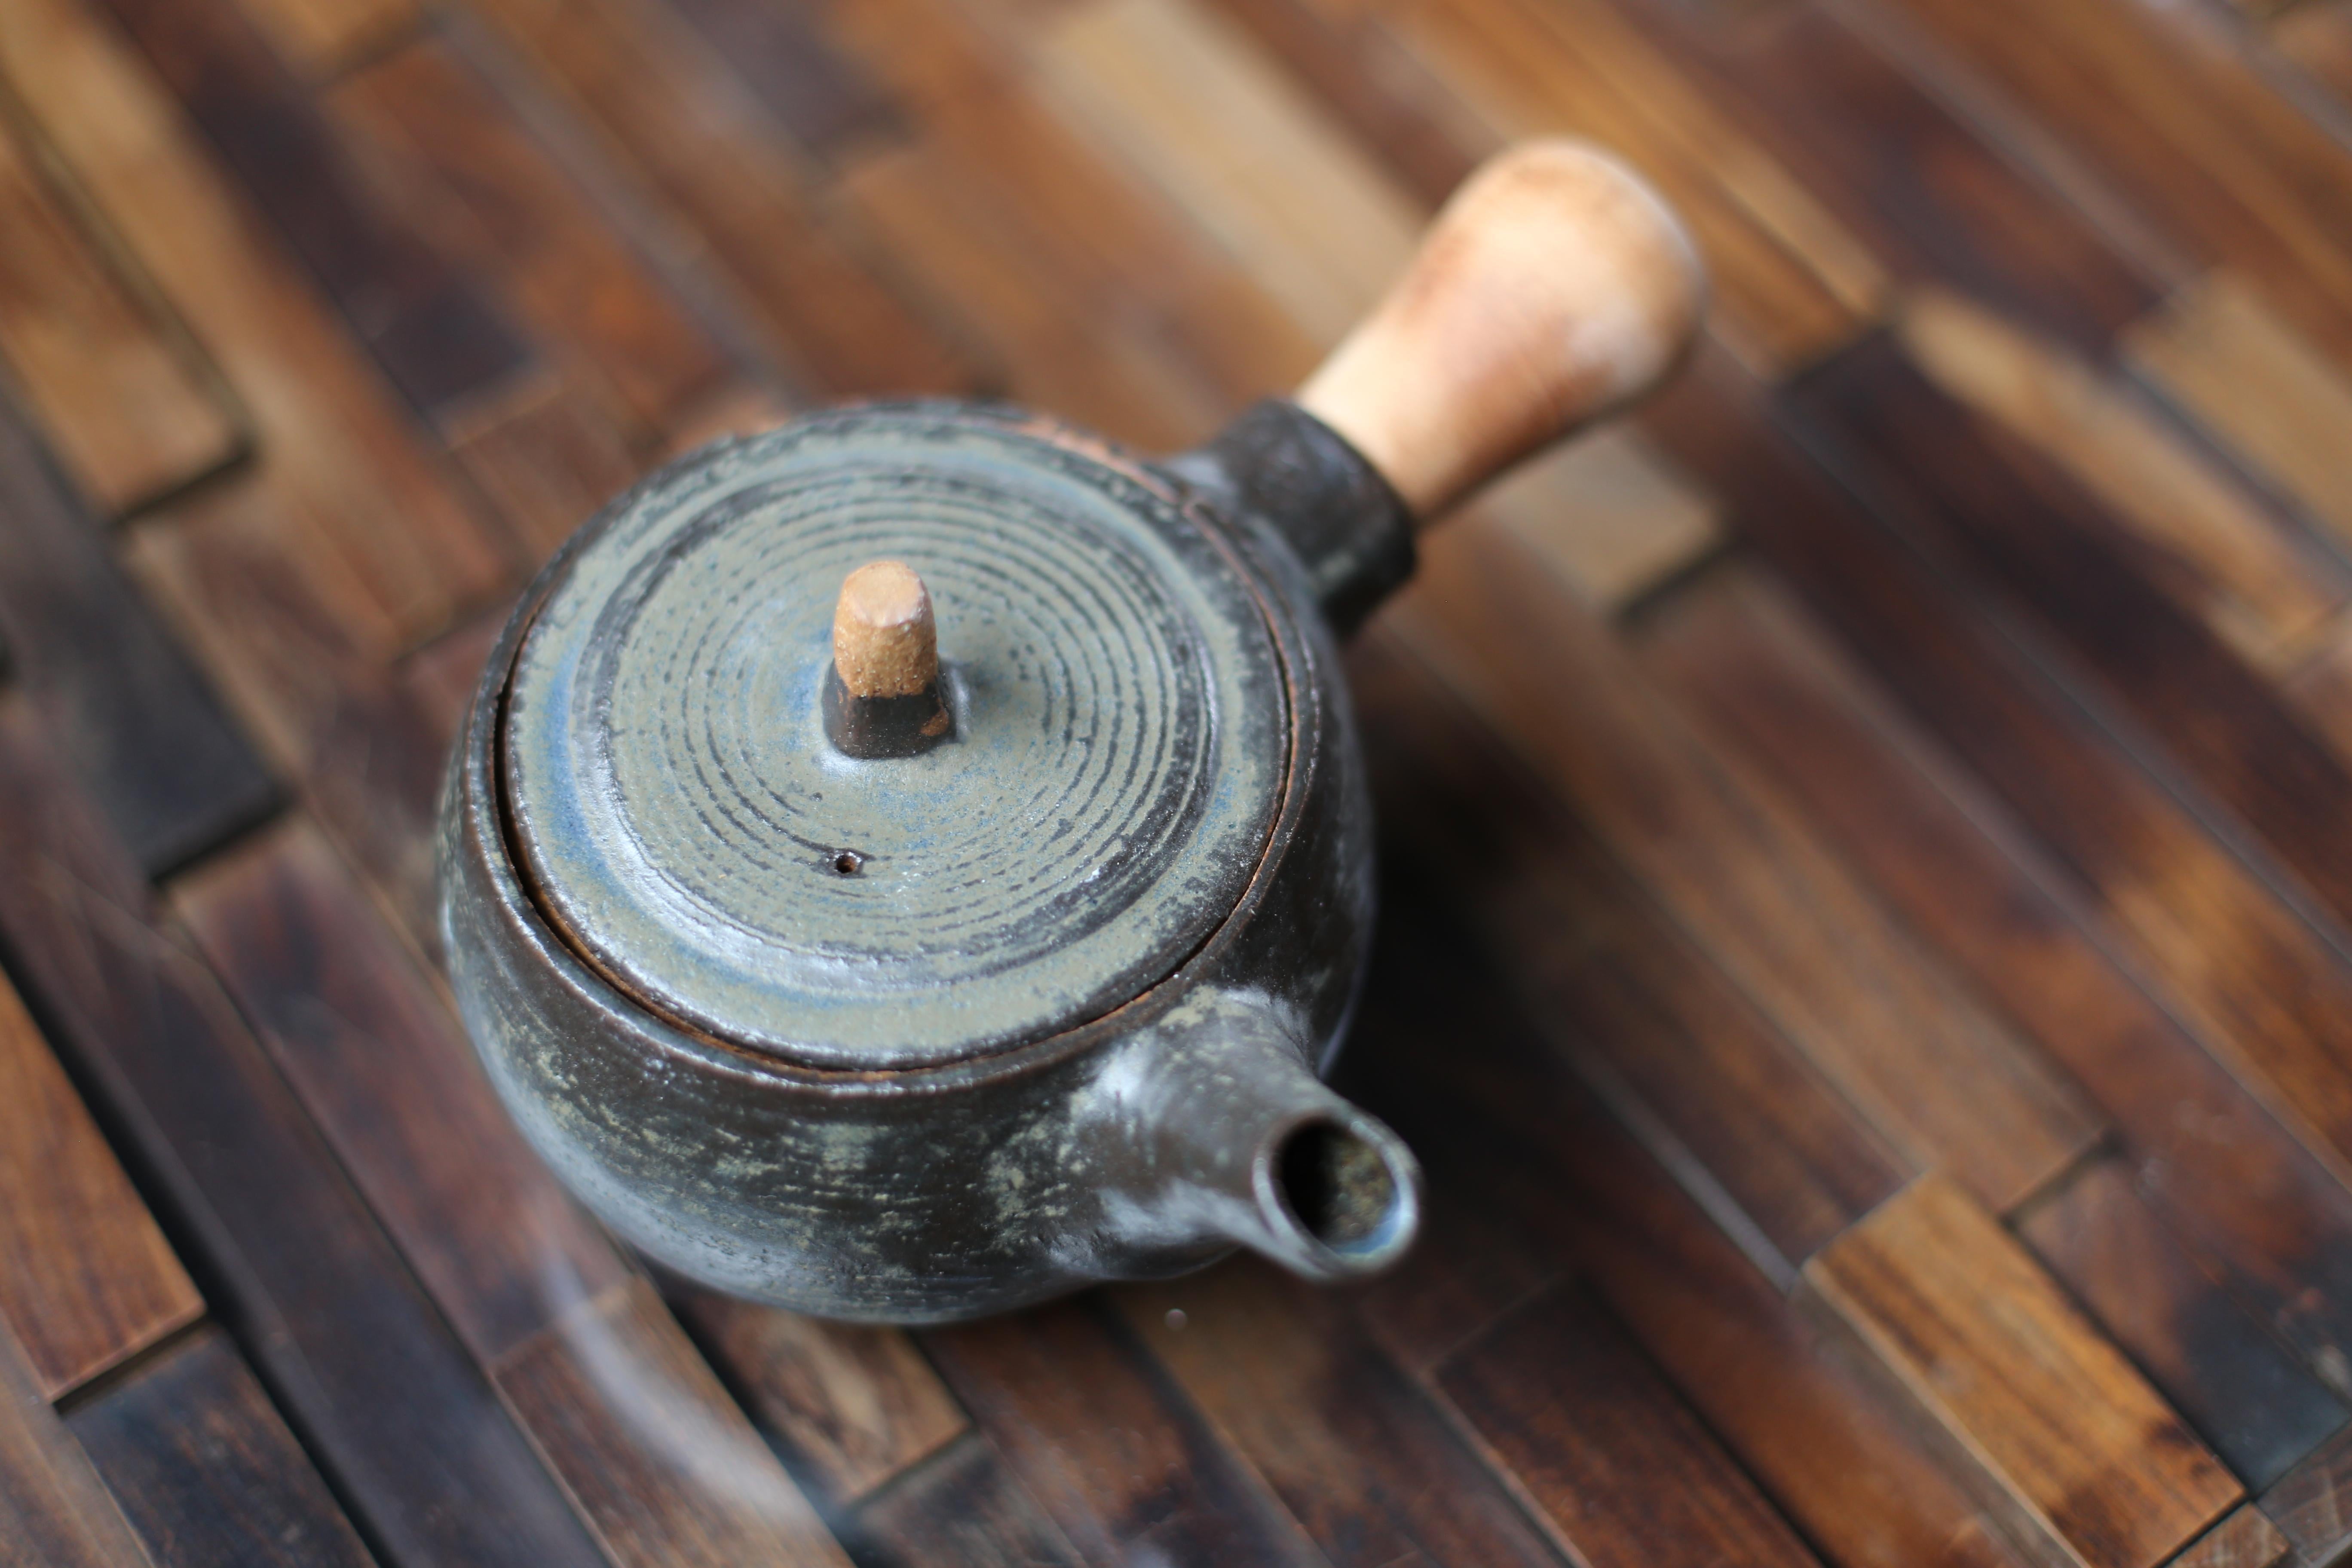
<box><xmin>437</xmin><ymin>404</ymin><xmax>1410</xmax><ymax>1323</ymax></box>
<box><xmin>435</xmin><ymin>140</ymin><xmax>1706</xmax><ymax>1324</ymax></box>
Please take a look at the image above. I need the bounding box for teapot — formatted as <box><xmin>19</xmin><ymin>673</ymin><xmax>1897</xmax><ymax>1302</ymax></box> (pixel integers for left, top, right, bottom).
<box><xmin>439</xmin><ymin>140</ymin><xmax>1703</xmax><ymax>1323</ymax></box>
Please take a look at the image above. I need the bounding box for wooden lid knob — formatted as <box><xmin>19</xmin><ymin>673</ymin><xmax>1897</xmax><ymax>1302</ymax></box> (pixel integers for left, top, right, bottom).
<box><xmin>1297</xmin><ymin>139</ymin><xmax>1704</xmax><ymax>521</ymax></box>
<box><xmin>832</xmin><ymin>560</ymin><xmax>938</xmax><ymax>700</ymax></box>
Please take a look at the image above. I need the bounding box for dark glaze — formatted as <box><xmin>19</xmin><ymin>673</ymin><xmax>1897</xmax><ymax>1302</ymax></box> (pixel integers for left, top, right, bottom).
<box><xmin>438</xmin><ymin>400</ymin><xmax>1422</xmax><ymax>1323</ymax></box>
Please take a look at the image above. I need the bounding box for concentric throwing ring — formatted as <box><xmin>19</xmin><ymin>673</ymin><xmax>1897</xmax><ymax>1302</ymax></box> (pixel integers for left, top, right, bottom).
<box><xmin>501</xmin><ymin>407</ymin><xmax>1289</xmax><ymax>1069</ymax></box>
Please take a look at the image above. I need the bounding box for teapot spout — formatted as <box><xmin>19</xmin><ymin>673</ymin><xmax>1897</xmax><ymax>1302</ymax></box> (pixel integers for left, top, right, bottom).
<box><xmin>1081</xmin><ymin>989</ymin><xmax>1421</xmax><ymax>1283</ymax></box>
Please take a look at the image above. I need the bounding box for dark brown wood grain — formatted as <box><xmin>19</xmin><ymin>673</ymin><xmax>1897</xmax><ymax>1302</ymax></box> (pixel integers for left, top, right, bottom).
<box><xmin>0</xmin><ymin>103</ymin><xmax>242</xmax><ymax>518</ymax></box>
<box><xmin>172</xmin><ymin>819</ymin><xmax>628</xmax><ymax>1366</ymax></box>
<box><xmin>463</xmin><ymin>0</ymin><xmax>981</xmax><ymax>398</ymax></box>
<box><xmin>1350</xmin><ymin>643</ymin><xmax>2012</xmax><ymax>1568</ymax></box>
<box><xmin>1868</xmin><ymin>0</ymin><xmax>2352</xmax><ymax>368</ymax></box>
<box><xmin>1348</xmin><ymin>619</ymin><xmax>1911</xmax><ymax>1273</ymax></box>
<box><xmin>1387</xmin><ymin>515</ymin><xmax>2098</xmax><ymax>1214</ymax></box>
<box><xmin>853</xmin><ymin>1434</ymin><xmax>1084</xmax><ymax>1568</ymax></box>
<box><xmin>1629</xmin><ymin>1</ymin><xmax>2160</xmax><ymax>347</ymax></box>
<box><xmin>662</xmin><ymin>0</ymin><xmax>902</xmax><ymax>162</ymax></box>
<box><xmin>0</xmin><ymin>971</ymin><xmax>199</xmax><ymax>1401</ymax></box>
<box><xmin>921</xmin><ymin>1298</ymin><xmax>1325</xmax><ymax>1566</ymax></box>
<box><xmin>1116</xmin><ymin>1261</ymin><xmax>1568</xmax><ymax>1568</ymax></box>
<box><xmin>1646</xmin><ymin>343</ymin><xmax>2352</xmax><ymax>1219</ymax></box>
<box><xmin>0</xmin><ymin>698</ymin><xmax>605</xmax><ymax>1568</ymax></box>
<box><xmin>2165</xmin><ymin>1507</ymin><xmax>2291</xmax><ymax>1568</ymax></box>
<box><xmin>0</xmin><ymin>1314</ymin><xmax>155</xmax><ymax>1568</ymax></box>
<box><xmin>66</xmin><ymin>1326</ymin><xmax>377</xmax><ymax>1568</ymax></box>
<box><xmin>668</xmin><ymin>1288</ymin><xmax>967</xmax><ymax>1504</ymax></box>
<box><xmin>0</xmin><ymin>0</ymin><xmax>514</xmax><ymax>651</ymax></box>
<box><xmin>1806</xmin><ymin>1173</ymin><xmax>2240</xmax><ymax>1568</ymax></box>
<box><xmin>1435</xmin><ymin>1280</ymin><xmax>1822</xmax><ymax>1568</ymax></box>
<box><xmin>109</xmin><ymin>37</ymin><xmax>494</xmax><ymax>395</ymax></box>
<box><xmin>828</xmin><ymin>0</ymin><xmax>1321</xmax><ymax>416</ymax></box>
<box><xmin>0</xmin><ymin>0</ymin><xmax>2347</xmax><ymax>1559</ymax></box>
<box><xmin>327</xmin><ymin>39</ymin><xmax>732</xmax><ymax>435</ymax></box>
<box><xmin>0</xmin><ymin>385</ymin><xmax>276</xmax><ymax>878</ymax></box>
<box><xmin>444</xmin><ymin>374</ymin><xmax>649</xmax><ymax>563</ymax></box>
<box><xmin>1634</xmin><ymin>562</ymin><xmax>2352</xmax><ymax>1404</ymax></box>
<box><xmin>2018</xmin><ymin>1160</ymin><xmax>2346</xmax><ymax>1491</ymax></box>
<box><xmin>2263</xmin><ymin>1421</ymin><xmax>2352</xmax><ymax>1566</ymax></box>
<box><xmin>1199</xmin><ymin>0</ymin><xmax>1490</xmax><ymax>208</ymax></box>
<box><xmin>93</xmin><ymin>0</ymin><xmax>532</xmax><ymax>415</ymax></box>
<box><xmin>491</xmin><ymin>1278</ymin><xmax>852</xmax><ymax>1568</ymax></box>
<box><xmin>1792</xmin><ymin>334</ymin><xmax>2352</xmax><ymax>944</ymax></box>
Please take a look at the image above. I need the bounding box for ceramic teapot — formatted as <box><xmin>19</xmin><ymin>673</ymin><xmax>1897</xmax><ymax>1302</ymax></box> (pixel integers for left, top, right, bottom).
<box><xmin>439</xmin><ymin>140</ymin><xmax>1703</xmax><ymax>1323</ymax></box>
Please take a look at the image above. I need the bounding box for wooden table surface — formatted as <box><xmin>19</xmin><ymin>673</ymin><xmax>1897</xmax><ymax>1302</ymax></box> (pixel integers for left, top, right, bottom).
<box><xmin>4</xmin><ymin>0</ymin><xmax>2352</xmax><ymax>1562</ymax></box>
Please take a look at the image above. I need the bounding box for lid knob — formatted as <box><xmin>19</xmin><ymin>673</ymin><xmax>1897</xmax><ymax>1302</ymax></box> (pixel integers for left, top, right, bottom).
<box><xmin>827</xmin><ymin>560</ymin><xmax>951</xmax><ymax>757</ymax></box>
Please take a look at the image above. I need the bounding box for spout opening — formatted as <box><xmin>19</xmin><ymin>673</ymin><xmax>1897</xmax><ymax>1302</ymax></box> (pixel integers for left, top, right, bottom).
<box><xmin>1262</xmin><ymin>1115</ymin><xmax>1419</xmax><ymax>1275</ymax></box>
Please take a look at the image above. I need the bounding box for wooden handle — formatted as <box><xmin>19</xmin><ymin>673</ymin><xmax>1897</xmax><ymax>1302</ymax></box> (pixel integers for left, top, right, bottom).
<box><xmin>1297</xmin><ymin>139</ymin><xmax>1704</xmax><ymax>522</ymax></box>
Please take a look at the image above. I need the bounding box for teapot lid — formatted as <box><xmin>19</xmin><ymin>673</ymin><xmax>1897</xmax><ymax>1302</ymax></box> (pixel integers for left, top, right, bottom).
<box><xmin>499</xmin><ymin>405</ymin><xmax>1289</xmax><ymax>1072</ymax></box>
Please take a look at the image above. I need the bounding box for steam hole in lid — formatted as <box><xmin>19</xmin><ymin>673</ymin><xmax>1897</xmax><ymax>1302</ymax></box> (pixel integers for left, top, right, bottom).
<box><xmin>832</xmin><ymin>850</ymin><xmax>865</xmax><ymax>876</ymax></box>
<box><xmin>1276</xmin><ymin>1120</ymin><xmax>1397</xmax><ymax>1250</ymax></box>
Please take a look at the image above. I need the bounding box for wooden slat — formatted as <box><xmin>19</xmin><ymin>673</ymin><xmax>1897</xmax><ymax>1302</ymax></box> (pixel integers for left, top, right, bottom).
<box><xmin>2263</xmin><ymin>1422</ymin><xmax>2352</xmax><ymax>1566</ymax></box>
<box><xmin>853</xmin><ymin>1433</ymin><xmax>1084</xmax><ymax>1568</ymax></box>
<box><xmin>2018</xmin><ymin>1161</ymin><xmax>2347</xmax><ymax>1491</ymax></box>
<box><xmin>2285</xmin><ymin>629</ymin><xmax>2352</xmax><ymax>775</ymax></box>
<box><xmin>1868</xmin><ymin>0</ymin><xmax>2352</xmax><ymax>372</ymax></box>
<box><xmin>0</xmin><ymin>0</ymin><xmax>514</xmax><ymax>649</ymax></box>
<box><xmin>838</xmin><ymin>144</ymin><xmax>1222</xmax><ymax>450</ymax></box>
<box><xmin>1793</xmin><ymin>332</ymin><xmax>2352</xmax><ymax>940</ymax></box>
<box><xmin>1805</xmin><ymin>1173</ymin><xmax>2240</xmax><ymax>1568</ymax></box>
<box><xmin>1115</xmin><ymin>1261</ymin><xmax>1567</xmax><ymax>1568</ymax></box>
<box><xmin>235</xmin><ymin>0</ymin><xmax>416</xmax><ymax>78</ymax></box>
<box><xmin>326</xmin><ymin>38</ymin><xmax>732</xmax><ymax>435</ymax></box>
<box><xmin>2126</xmin><ymin>276</ymin><xmax>2352</xmax><ymax>556</ymax></box>
<box><xmin>0</xmin><ymin>1315</ymin><xmax>154</xmax><ymax>1568</ymax></box>
<box><xmin>172</xmin><ymin>825</ymin><xmax>866</xmax><ymax>1561</ymax></box>
<box><xmin>1196</xmin><ymin>0</ymin><xmax>1490</xmax><ymax>207</ymax></box>
<box><xmin>0</xmin><ymin>698</ymin><xmax>606</xmax><ymax>1568</ymax></box>
<box><xmin>1381</xmin><ymin>0</ymin><xmax>1885</xmax><ymax>372</ymax></box>
<box><xmin>295</xmin><ymin>599</ymin><xmax>502</xmax><ymax>968</ymax></box>
<box><xmin>172</xmin><ymin>818</ymin><xmax>628</xmax><ymax>1366</ymax></box>
<box><xmin>1354</xmin><ymin>1179</ymin><xmax>1559</xmax><ymax>1380</ymax></box>
<box><xmin>668</xmin><ymin>1287</ymin><xmax>967</xmax><ymax>1504</ymax></box>
<box><xmin>1459</xmin><ymin>429</ymin><xmax>1724</xmax><ymax>615</ymax></box>
<box><xmin>0</xmin><ymin>103</ymin><xmax>241</xmax><ymax>518</ymax></box>
<box><xmin>661</xmin><ymin>0</ymin><xmax>900</xmax><ymax>162</ymax></box>
<box><xmin>2274</xmin><ymin>3</ymin><xmax>2352</xmax><ymax>113</ymax></box>
<box><xmin>1387</xmin><ymin>514</ymin><xmax>2100</xmax><ymax>1212</ymax></box>
<box><xmin>0</xmin><ymin>971</ymin><xmax>199</xmax><ymax>1400</ymax></box>
<box><xmin>920</xmin><ymin>1299</ymin><xmax>1326</xmax><ymax>1566</ymax></box>
<box><xmin>1648</xmin><ymin>345</ymin><xmax>2352</xmax><ymax>1219</ymax></box>
<box><xmin>493</xmin><ymin>1278</ymin><xmax>853</xmax><ymax>1568</ymax></box>
<box><xmin>1356</xmin><ymin>635</ymin><xmax>1910</xmax><ymax>1271</ymax></box>
<box><xmin>2166</xmin><ymin>1507</ymin><xmax>2291</xmax><ymax>1568</ymax></box>
<box><xmin>1349</xmin><ymin>662</ymin><xmax>2019</xmax><ymax>1568</ymax></box>
<box><xmin>658</xmin><ymin>380</ymin><xmax>797</xmax><ymax>458</ymax></box>
<box><xmin>1636</xmin><ymin>562</ymin><xmax>2352</xmax><ymax>1401</ymax></box>
<box><xmin>829</xmin><ymin>0</ymin><xmax>1323</xmax><ymax>415</ymax></box>
<box><xmin>1433</xmin><ymin>1280</ymin><xmax>1822</xmax><ymax>1568</ymax></box>
<box><xmin>0</xmin><ymin>385</ymin><xmax>278</xmax><ymax>878</ymax></box>
<box><xmin>1898</xmin><ymin>290</ymin><xmax>2343</xmax><ymax>673</ymax></box>
<box><xmin>443</xmin><ymin>372</ymin><xmax>648</xmax><ymax>563</ymax></box>
<box><xmin>95</xmin><ymin>0</ymin><xmax>535</xmax><ymax>416</ymax></box>
<box><xmin>294</xmin><ymin>628</ymin><xmax>494</xmax><ymax>963</ymax></box>
<box><xmin>66</xmin><ymin>1326</ymin><xmax>376</xmax><ymax>1568</ymax></box>
<box><xmin>1654</xmin><ymin>5</ymin><xmax>2160</xmax><ymax>350</ymax></box>
<box><xmin>461</xmin><ymin>0</ymin><xmax>981</xmax><ymax>397</ymax></box>
<box><xmin>1035</xmin><ymin>0</ymin><xmax>1427</xmax><ymax>347</ymax></box>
